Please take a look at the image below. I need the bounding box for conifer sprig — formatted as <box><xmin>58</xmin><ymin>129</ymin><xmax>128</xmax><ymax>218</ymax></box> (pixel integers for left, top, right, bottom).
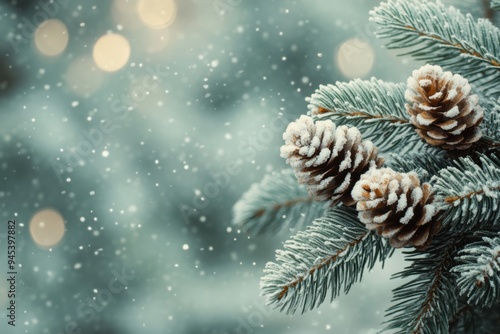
<box><xmin>306</xmin><ymin>79</ymin><xmax>421</xmax><ymax>153</ymax></box>
<box><xmin>383</xmin><ymin>235</ymin><xmax>463</xmax><ymax>334</ymax></box>
<box><xmin>387</xmin><ymin>152</ymin><xmax>450</xmax><ymax>183</ymax></box>
<box><xmin>370</xmin><ymin>0</ymin><xmax>500</xmax><ymax>96</ymax></box>
<box><xmin>452</xmin><ymin>231</ymin><xmax>500</xmax><ymax>307</ymax></box>
<box><xmin>261</xmin><ymin>207</ymin><xmax>393</xmax><ymax>314</ymax></box>
<box><xmin>433</xmin><ymin>154</ymin><xmax>500</xmax><ymax>231</ymax></box>
<box><xmin>232</xmin><ymin>0</ymin><xmax>500</xmax><ymax>332</ymax></box>
<box><xmin>232</xmin><ymin>169</ymin><xmax>328</xmax><ymax>235</ymax></box>
<box><xmin>492</xmin><ymin>0</ymin><xmax>500</xmax><ymax>11</ymax></box>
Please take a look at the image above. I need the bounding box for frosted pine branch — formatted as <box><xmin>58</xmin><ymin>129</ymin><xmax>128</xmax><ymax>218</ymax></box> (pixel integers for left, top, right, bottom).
<box><xmin>261</xmin><ymin>207</ymin><xmax>393</xmax><ymax>314</ymax></box>
<box><xmin>234</xmin><ymin>0</ymin><xmax>500</xmax><ymax>331</ymax></box>
<box><xmin>232</xmin><ymin>169</ymin><xmax>328</xmax><ymax>235</ymax></box>
<box><xmin>383</xmin><ymin>235</ymin><xmax>462</xmax><ymax>334</ymax></box>
<box><xmin>433</xmin><ymin>154</ymin><xmax>500</xmax><ymax>231</ymax></box>
<box><xmin>370</xmin><ymin>0</ymin><xmax>500</xmax><ymax>96</ymax></box>
<box><xmin>306</xmin><ymin>78</ymin><xmax>422</xmax><ymax>153</ymax></box>
<box><xmin>482</xmin><ymin>98</ymin><xmax>500</xmax><ymax>145</ymax></box>
<box><xmin>452</xmin><ymin>231</ymin><xmax>500</xmax><ymax>307</ymax></box>
<box><xmin>387</xmin><ymin>152</ymin><xmax>450</xmax><ymax>183</ymax></box>
<box><xmin>307</xmin><ymin>79</ymin><xmax>408</xmax><ymax>124</ymax></box>
<box><xmin>492</xmin><ymin>0</ymin><xmax>500</xmax><ymax>10</ymax></box>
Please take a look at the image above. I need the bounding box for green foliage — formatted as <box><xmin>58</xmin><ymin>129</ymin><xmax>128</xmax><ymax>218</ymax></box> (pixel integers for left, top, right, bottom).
<box><xmin>482</xmin><ymin>98</ymin><xmax>500</xmax><ymax>143</ymax></box>
<box><xmin>493</xmin><ymin>0</ymin><xmax>500</xmax><ymax>10</ymax></box>
<box><xmin>433</xmin><ymin>154</ymin><xmax>500</xmax><ymax>231</ymax></box>
<box><xmin>306</xmin><ymin>78</ymin><xmax>423</xmax><ymax>153</ymax></box>
<box><xmin>233</xmin><ymin>0</ymin><xmax>500</xmax><ymax>332</ymax></box>
<box><xmin>387</xmin><ymin>151</ymin><xmax>450</xmax><ymax>183</ymax></box>
<box><xmin>383</xmin><ymin>234</ymin><xmax>461</xmax><ymax>334</ymax></box>
<box><xmin>452</xmin><ymin>231</ymin><xmax>500</xmax><ymax>307</ymax></box>
<box><xmin>261</xmin><ymin>207</ymin><xmax>394</xmax><ymax>314</ymax></box>
<box><xmin>232</xmin><ymin>169</ymin><xmax>328</xmax><ymax>235</ymax></box>
<box><xmin>370</xmin><ymin>0</ymin><xmax>500</xmax><ymax>96</ymax></box>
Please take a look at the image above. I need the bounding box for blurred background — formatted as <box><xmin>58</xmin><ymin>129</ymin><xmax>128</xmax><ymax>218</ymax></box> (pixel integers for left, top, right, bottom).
<box><xmin>0</xmin><ymin>0</ymin><xmax>487</xmax><ymax>333</ymax></box>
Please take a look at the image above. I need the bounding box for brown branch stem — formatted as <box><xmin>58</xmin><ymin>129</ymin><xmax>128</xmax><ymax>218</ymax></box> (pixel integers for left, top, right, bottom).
<box><xmin>403</xmin><ymin>25</ymin><xmax>500</xmax><ymax>68</ymax></box>
<box><xmin>315</xmin><ymin>107</ymin><xmax>409</xmax><ymax>124</ymax></box>
<box><xmin>444</xmin><ymin>184</ymin><xmax>500</xmax><ymax>204</ymax></box>
<box><xmin>411</xmin><ymin>242</ymin><xmax>458</xmax><ymax>334</ymax></box>
<box><xmin>277</xmin><ymin>232</ymin><xmax>367</xmax><ymax>300</ymax></box>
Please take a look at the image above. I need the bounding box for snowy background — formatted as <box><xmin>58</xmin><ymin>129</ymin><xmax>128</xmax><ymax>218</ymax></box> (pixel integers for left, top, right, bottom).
<box><xmin>0</xmin><ymin>0</ymin><xmax>480</xmax><ymax>333</ymax></box>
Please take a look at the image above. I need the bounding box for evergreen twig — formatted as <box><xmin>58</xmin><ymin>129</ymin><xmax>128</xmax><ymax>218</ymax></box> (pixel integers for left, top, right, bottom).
<box><xmin>261</xmin><ymin>207</ymin><xmax>394</xmax><ymax>314</ymax></box>
<box><xmin>371</xmin><ymin>0</ymin><xmax>500</xmax><ymax>96</ymax></box>
<box><xmin>232</xmin><ymin>169</ymin><xmax>328</xmax><ymax>235</ymax></box>
<box><xmin>383</xmin><ymin>235</ymin><xmax>463</xmax><ymax>334</ymax></box>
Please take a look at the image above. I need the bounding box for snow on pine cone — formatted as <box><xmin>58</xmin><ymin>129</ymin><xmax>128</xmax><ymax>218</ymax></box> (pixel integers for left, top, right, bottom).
<box><xmin>405</xmin><ymin>64</ymin><xmax>483</xmax><ymax>150</ymax></box>
<box><xmin>351</xmin><ymin>167</ymin><xmax>441</xmax><ymax>249</ymax></box>
<box><xmin>280</xmin><ymin>115</ymin><xmax>384</xmax><ymax>206</ymax></box>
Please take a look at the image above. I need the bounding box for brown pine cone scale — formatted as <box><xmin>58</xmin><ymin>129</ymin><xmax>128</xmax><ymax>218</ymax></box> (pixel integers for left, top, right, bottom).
<box><xmin>405</xmin><ymin>64</ymin><xmax>483</xmax><ymax>150</ymax></box>
<box><xmin>280</xmin><ymin>116</ymin><xmax>384</xmax><ymax>205</ymax></box>
<box><xmin>351</xmin><ymin>167</ymin><xmax>441</xmax><ymax>249</ymax></box>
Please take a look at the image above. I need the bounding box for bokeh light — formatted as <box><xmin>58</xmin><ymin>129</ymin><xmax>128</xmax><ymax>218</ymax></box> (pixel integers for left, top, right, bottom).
<box><xmin>29</xmin><ymin>208</ymin><xmax>66</xmax><ymax>249</ymax></box>
<box><xmin>65</xmin><ymin>56</ymin><xmax>104</xmax><ymax>96</ymax></box>
<box><xmin>138</xmin><ymin>0</ymin><xmax>177</xmax><ymax>29</ymax></box>
<box><xmin>336</xmin><ymin>38</ymin><xmax>375</xmax><ymax>79</ymax></box>
<box><xmin>34</xmin><ymin>19</ymin><xmax>69</xmax><ymax>56</ymax></box>
<box><xmin>93</xmin><ymin>33</ymin><xmax>131</xmax><ymax>72</ymax></box>
<box><xmin>0</xmin><ymin>1</ymin><xmax>417</xmax><ymax>332</ymax></box>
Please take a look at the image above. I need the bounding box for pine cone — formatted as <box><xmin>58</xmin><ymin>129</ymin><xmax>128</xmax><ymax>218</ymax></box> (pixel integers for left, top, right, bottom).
<box><xmin>351</xmin><ymin>168</ymin><xmax>441</xmax><ymax>249</ymax></box>
<box><xmin>280</xmin><ymin>115</ymin><xmax>384</xmax><ymax>205</ymax></box>
<box><xmin>405</xmin><ymin>64</ymin><xmax>483</xmax><ymax>150</ymax></box>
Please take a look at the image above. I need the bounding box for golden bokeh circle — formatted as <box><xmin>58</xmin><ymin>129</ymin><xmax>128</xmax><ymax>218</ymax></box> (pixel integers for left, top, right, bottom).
<box><xmin>93</xmin><ymin>33</ymin><xmax>131</xmax><ymax>72</ymax></box>
<box><xmin>336</xmin><ymin>38</ymin><xmax>375</xmax><ymax>79</ymax></box>
<box><xmin>29</xmin><ymin>208</ymin><xmax>66</xmax><ymax>249</ymax></box>
<box><xmin>34</xmin><ymin>19</ymin><xmax>69</xmax><ymax>56</ymax></box>
<box><xmin>138</xmin><ymin>0</ymin><xmax>177</xmax><ymax>29</ymax></box>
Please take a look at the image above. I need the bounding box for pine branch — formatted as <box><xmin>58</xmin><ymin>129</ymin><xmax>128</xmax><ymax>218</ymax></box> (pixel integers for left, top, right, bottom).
<box><xmin>232</xmin><ymin>169</ymin><xmax>328</xmax><ymax>235</ymax></box>
<box><xmin>387</xmin><ymin>151</ymin><xmax>450</xmax><ymax>183</ymax></box>
<box><xmin>261</xmin><ymin>207</ymin><xmax>394</xmax><ymax>314</ymax></box>
<box><xmin>452</xmin><ymin>231</ymin><xmax>500</xmax><ymax>307</ymax></box>
<box><xmin>433</xmin><ymin>154</ymin><xmax>500</xmax><ymax>231</ymax></box>
<box><xmin>383</xmin><ymin>234</ymin><xmax>462</xmax><ymax>334</ymax></box>
<box><xmin>306</xmin><ymin>78</ymin><xmax>424</xmax><ymax>154</ymax></box>
<box><xmin>492</xmin><ymin>0</ymin><xmax>500</xmax><ymax>10</ymax></box>
<box><xmin>482</xmin><ymin>98</ymin><xmax>500</xmax><ymax>144</ymax></box>
<box><xmin>370</xmin><ymin>0</ymin><xmax>500</xmax><ymax>96</ymax></box>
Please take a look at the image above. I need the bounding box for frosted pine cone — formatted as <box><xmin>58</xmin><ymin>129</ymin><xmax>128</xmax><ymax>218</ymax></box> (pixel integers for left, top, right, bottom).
<box><xmin>280</xmin><ymin>115</ymin><xmax>384</xmax><ymax>205</ymax></box>
<box><xmin>406</xmin><ymin>64</ymin><xmax>483</xmax><ymax>150</ymax></box>
<box><xmin>351</xmin><ymin>168</ymin><xmax>441</xmax><ymax>249</ymax></box>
